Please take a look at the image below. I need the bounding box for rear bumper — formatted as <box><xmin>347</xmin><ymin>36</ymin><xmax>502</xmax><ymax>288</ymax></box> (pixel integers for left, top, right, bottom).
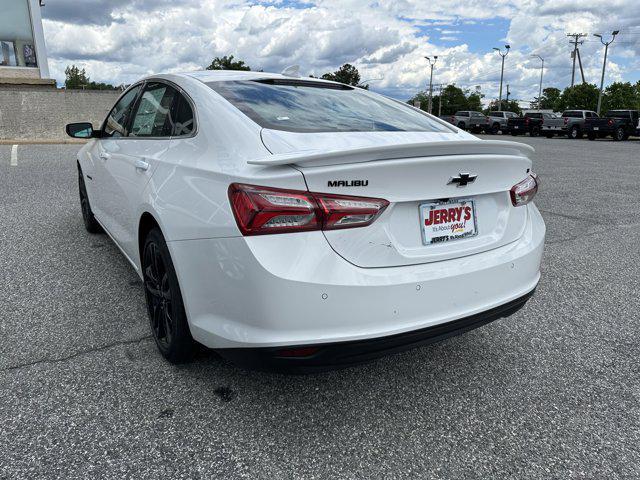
<box><xmin>168</xmin><ymin>203</ymin><xmax>545</xmax><ymax>351</ymax></box>
<box><xmin>218</xmin><ymin>289</ymin><xmax>535</xmax><ymax>373</ymax></box>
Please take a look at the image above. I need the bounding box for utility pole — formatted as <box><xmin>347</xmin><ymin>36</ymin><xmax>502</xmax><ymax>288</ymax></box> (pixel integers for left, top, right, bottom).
<box><xmin>594</xmin><ymin>30</ymin><xmax>619</xmax><ymax>115</ymax></box>
<box><xmin>424</xmin><ymin>56</ymin><xmax>438</xmax><ymax>114</ymax></box>
<box><xmin>438</xmin><ymin>83</ymin><xmax>443</xmax><ymax>117</ymax></box>
<box><xmin>493</xmin><ymin>45</ymin><xmax>510</xmax><ymax>110</ymax></box>
<box><xmin>567</xmin><ymin>33</ymin><xmax>587</xmax><ymax>87</ymax></box>
<box><xmin>506</xmin><ymin>85</ymin><xmax>511</xmax><ymax>103</ymax></box>
<box><xmin>531</xmin><ymin>55</ymin><xmax>544</xmax><ymax>109</ymax></box>
<box><xmin>576</xmin><ymin>48</ymin><xmax>586</xmax><ymax>84</ymax></box>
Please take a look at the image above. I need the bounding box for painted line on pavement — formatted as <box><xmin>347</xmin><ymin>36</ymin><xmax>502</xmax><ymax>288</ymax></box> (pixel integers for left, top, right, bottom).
<box><xmin>11</xmin><ymin>144</ymin><xmax>18</xmax><ymax>166</ymax></box>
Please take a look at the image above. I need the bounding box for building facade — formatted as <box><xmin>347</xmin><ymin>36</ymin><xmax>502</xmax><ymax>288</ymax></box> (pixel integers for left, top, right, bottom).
<box><xmin>0</xmin><ymin>0</ymin><xmax>53</xmax><ymax>87</ymax></box>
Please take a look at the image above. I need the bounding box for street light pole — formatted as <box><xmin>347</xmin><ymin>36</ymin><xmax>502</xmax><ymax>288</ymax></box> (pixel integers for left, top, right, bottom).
<box><xmin>424</xmin><ymin>56</ymin><xmax>438</xmax><ymax>114</ymax></box>
<box><xmin>493</xmin><ymin>45</ymin><xmax>510</xmax><ymax>111</ymax></box>
<box><xmin>531</xmin><ymin>55</ymin><xmax>544</xmax><ymax>109</ymax></box>
<box><xmin>594</xmin><ymin>31</ymin><xmax>619</xmax><ymax>115</ymax></box>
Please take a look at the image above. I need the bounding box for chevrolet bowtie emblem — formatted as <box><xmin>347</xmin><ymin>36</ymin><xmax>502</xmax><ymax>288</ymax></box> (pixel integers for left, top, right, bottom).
<box><xmin>448</xmin><ymin>173</ymin><xmax>477</xmax><ymax>187</ymax></box>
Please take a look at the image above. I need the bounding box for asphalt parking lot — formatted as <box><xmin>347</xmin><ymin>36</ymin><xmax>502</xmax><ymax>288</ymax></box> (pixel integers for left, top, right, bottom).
<box><xmin>1</xmin><ymin>136</ymin><xmax>639</xmax><ymax>479</ymax></box>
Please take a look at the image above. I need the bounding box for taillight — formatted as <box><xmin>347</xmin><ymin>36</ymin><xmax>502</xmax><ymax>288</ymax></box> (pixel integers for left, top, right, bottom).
<box><xmin>228</xmin><ymin>183</ymin><xmax>389</xmax><ymax>236</ymax></box>
<box><xmin>525</xmin><ymin>117</ymin><xmax>530</xmax><ymax>125</ymax></box>
<box><xmin>510</xmin><ymin>174</ymin><xmax>539</xmax><ymax>207</ymax></box>
<box><xmin>608</xmin><ymin>119</ymin><xmax>614</xmax><ymax>126</ymax></box>
<box><xmin>564</xmin><ymin>117</ymin><xmax>569</xmax><ymax>125</ymax></box>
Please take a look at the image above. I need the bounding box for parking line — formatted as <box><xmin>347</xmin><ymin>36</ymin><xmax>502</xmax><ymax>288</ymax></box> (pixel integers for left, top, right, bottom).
<box><xmin>10</xmin><ymin>144</ymin><xmax>18</xmax><ymax>166</ymax></box>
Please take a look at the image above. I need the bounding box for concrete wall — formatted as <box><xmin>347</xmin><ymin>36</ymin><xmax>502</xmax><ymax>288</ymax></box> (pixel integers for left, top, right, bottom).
<box><xmin>0</xmin><ymin>87</ymin><xmax>120</xmax><ymax>141</ymax></box>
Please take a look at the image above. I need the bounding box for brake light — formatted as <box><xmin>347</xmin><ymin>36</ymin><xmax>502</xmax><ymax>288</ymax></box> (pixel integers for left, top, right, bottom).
<box><xmin>564</xmin><ymin>117</ymin><xmax>569</xmax><ymax>125</ymax></box>
<box><xmin>510</xmin><ymin>174</ymin><xmax>539</xmax><ymax>207</ymax></box>
<box><xmin>228</xmin><ymin>183</ymin><xmax>389</xmax><ymax>235</ymax></box>
<box><xmin>525</xmin><ymin>117</ymin><xmax>530</xmax><ymax>126</ymax></box>
<box><xmin>608</xmin><ymin>119</ymin><xmax>614</xmax><ymax>126</ymax></box>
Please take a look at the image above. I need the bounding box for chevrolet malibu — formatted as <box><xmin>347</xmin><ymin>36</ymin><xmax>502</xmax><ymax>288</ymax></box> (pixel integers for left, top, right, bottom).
<box><xmin>66</xmin><ymin>70</ymin><xmax>545</xmax><ymax>372</ymax></box>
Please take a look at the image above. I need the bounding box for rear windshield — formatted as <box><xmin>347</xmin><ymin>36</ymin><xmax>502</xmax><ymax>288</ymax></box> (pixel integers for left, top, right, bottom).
<box><xmin>562</xmin><ymin>111</ymin><xmax>581</xmax><ymax>118</ymax></box>
<box><xmin>525</xmin><ymin>113</ymin><xmax>542</xmax><ymax>118</ymax></box>
<box><xmin>208</xmin><ymin>80</ymin><xmax>450</xmax><ymax>133</ymax></box>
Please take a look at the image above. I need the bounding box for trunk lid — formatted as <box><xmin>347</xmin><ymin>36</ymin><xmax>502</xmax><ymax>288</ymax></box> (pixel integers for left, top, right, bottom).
<box><xmin>260</xmin><ymin>130</ymin><xmax>534</xmax><ymax>268</ymax></box>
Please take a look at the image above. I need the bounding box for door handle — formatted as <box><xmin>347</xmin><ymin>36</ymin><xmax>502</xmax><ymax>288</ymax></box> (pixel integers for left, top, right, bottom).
<box><xmin>134</xmin><ymin>159</ymin><xmax>150</xmax><ymax>171</ymax></box>
<box><xmin>99</xmin><ymin>152</ymin><xmax>110</xmax><ymax>160</ymax></box>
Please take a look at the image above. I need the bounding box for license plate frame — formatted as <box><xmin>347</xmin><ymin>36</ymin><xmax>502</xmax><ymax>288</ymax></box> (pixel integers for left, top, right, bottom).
<box><xmin>419</xmin><ymin>198</ymin><xmax>478</xmax><ymax>246</ymax></box>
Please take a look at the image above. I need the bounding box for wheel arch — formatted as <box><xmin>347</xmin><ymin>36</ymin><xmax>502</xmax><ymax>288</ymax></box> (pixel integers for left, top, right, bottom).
<box><xmin>138</xmin><ymin>211</ymin><xmax>161</xmax><ymax>264</ymax></box>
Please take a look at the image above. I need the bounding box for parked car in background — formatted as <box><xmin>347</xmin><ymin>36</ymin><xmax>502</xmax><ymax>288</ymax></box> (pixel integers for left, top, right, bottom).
<box><xmin>64</xmin><ymin>70</ymin><xmax>544</xmax><ymax>371</ymax></box>
<box><xmin>561</xmin><ymin>110</ymin><xmax>599</xmax><ymax>139</ymax></box>
<box><xmin>585</xmin><ymin>110</ymin><xmax>640</xmax><ymax>141</ymax></box>
<box><xmin>449</xmin><ymin>111</ymin><xmax>489</xmax><ymax>133</ymax></box>
<box><xmin>508</xmin><ymin>112</ymin><xmax>563</xmax><ymax>137</ymax></box>
<box><xmin>486</xmin><ymin>111</ymin><xmax>519</xmax><ymax>134</ymax></box>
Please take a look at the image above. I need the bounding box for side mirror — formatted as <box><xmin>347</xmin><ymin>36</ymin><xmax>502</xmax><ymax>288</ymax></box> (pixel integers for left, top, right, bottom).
<box><xmin>66</xmin><ymin>122</ymin><xmax>97</xmax><ymax>139</ymax></box>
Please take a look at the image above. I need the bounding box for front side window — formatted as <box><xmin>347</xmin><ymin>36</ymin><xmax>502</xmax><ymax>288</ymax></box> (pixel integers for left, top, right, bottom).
<box><xmin>130</xmin><ymin>82</ymin><xmax>179</xmax><ymax>137</ymax></box>
<box><xmin>103</xmin><ymin>85</ymin><xmax>142</xmax><ymax>138</ymax></box>
<box><xmin>0</xmin><ymin>0</ymin><xmax>38</xmax><ymax>68</ymax></box>
<box><xmin>208</xmin><ymin>80</ymin><xmax>450</xmax><ymax>133</ymax></box>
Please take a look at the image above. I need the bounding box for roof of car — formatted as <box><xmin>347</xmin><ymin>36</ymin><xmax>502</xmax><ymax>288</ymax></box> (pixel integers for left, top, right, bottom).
<box><xmin>177</xmin><ymin>70</ymin><xmax>342</xmax><ymax>85</ymax></box>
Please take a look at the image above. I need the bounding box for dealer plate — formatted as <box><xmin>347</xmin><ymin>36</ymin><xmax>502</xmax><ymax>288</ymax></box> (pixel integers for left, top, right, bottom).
<box><xmin>419</xmin><ymin>199</ymin><xmax>478</xmax><ymax>245</ymax></box>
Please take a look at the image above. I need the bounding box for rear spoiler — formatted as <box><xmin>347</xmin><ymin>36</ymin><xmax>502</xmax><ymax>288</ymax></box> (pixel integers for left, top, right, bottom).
<box><xmin>248</xmin><ymin>140</ymin><xmax>535</xmax><ymax>167</ymax></box>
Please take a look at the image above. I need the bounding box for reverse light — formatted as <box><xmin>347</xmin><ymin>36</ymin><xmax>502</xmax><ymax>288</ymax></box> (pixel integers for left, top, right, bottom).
<box><xmin>510</xmin><ymin>174</ymin><xmax>539</xmax><ymax>207</ymax></box>
<box><xmin>228</xmin><ymin>183</ymin><xmax>389</xmax><ymax>236</ymax></box>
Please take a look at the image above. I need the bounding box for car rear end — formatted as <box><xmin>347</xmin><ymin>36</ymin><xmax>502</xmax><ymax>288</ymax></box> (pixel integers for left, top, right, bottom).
<box><xmin>507</xmin><ymin>116</ymin><xmax>528</xmax><ymax>134</ymax></box>
<box><xmin>177</xmin><ymin>76</ymin><xmax>546</xmax><ymax>371</ymax></box>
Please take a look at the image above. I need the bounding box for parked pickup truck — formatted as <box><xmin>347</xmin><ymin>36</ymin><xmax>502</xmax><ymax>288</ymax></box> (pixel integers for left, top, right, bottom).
<box><xmin>507</xmin><ymin>112</ymin><xmax>564</xmax><ymax>137</ymax></box>
<box><xmin>486</xmin><ymin>111</ymin><xmax>519</xmax><ymax>134</ymax></box>
<box><xmin>561</xmin><ymin>110</ymin><xmax>599</xmax><ymax>139</ymax></box>
<box><xmin>448</xmin><ymin>111</ymin><xmax>489</xmax><ymax>133</ymax></box>
<box><xmin>584</xmin><ymin>110</ymin><xmax>640</xmax><ymax>141</ymax></box>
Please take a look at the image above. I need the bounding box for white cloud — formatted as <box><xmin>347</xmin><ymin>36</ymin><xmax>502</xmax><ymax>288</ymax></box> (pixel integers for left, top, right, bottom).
<box><xmin>41</xmin><ymin>0</ymin><xmax>640</xmax><ymax>105</ymax></box>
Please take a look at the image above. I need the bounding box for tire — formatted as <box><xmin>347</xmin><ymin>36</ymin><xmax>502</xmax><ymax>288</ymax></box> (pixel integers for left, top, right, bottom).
<box><xmin>510</xmin><ymin>131</ymin><xmax>519</xmax><ymax>136</ymax></box>
<box><xmin>490</xmin><ymin>123</ymin><xmax>500</xmax><ymax>135</ymax></box>
<box><xmin>457</xmin><ymin>122</ymin><xmax>466</xmax><ymax>130</ymax></box>
<box><xmin>568</xmin><ymin>126</ymin><xmax>581</xmax><ymax>139</ymax></box>
<box><xmin>530</xmin><ymin>126</ymin><xmax>541</xmax><ymax>137</ymax></box>
<box><xmin>78</xmin><ymin>166</ymin><xmax>102</xmax><ymax>234</ymax></box>
<box><xmin>587</xmin><ymin>132</ymin><xmax>596</xmax><ymax>141</ymax></box>
<box><xmin>613</xmin><ymin>127</ymin><xmax>626</xmax><ymax>141</ymax></box>
<box><xmin>545</xmin><ymin>132</ymin><xmax>554</xmax><ymax>139</ymax></box>
<box><xmin>142</xmin><ymin>227</ymin><xmax>195</xmax><ymax>363</ymax></box>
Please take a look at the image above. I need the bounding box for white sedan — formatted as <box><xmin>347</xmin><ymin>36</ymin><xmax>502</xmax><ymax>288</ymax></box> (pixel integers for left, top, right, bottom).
<box><xmin>66</xmin><ymin>70</ymin><xmax>545</xmax><ymax>372</ymax></box>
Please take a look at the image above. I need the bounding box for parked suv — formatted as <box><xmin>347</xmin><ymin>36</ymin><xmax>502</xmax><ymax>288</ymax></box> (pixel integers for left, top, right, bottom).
<box><xmin>585</xmin><ymin>110</ymin><xmax>640</xmax><ymax>141</ymax></box>
<box><xmin>561</xmin><ymin>110</ymin><xmax>599</xmax><ymax>139</ymax></box>
<box><xmin>449</xmin><ymin>111</ymin><xmax>489</xmax><ymax>133</ymax></box>
<box><xmin>486</xmin><ymin>111</ymin><xmax>519</xmax><ymax>134</ymax></box>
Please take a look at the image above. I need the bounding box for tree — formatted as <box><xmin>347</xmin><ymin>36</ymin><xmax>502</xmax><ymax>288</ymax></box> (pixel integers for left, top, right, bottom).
<box><xmin>602</xmin><ymin>82</ymin><xmax>640</xmax><ymax>112</ymax></box>
<box><xmin>539</xmin><ymin>87</ymin><xmax>561</xmax><ymax>111</ymax></box>
<box><xmin>466</xmin><ymin>91</ymin><xmax>483</xmax><ymax>112</ymax></box>
<box><xmin>64</xmin><ymin>65</ymin><xmax>90</xmax><ymax>89</ymax></box>
<box><xmin>321</xmin><ymin>64</ymin><xmax>368</xmax><ymax>88</ymax></box>
<box><xmin>556</xmin><ymin>83</ymin><xmax>599</xmax><ymax>111</ymax></box>
<box><xmin>484</xmin><ymin>99</ymin><xmax>522</xmax><ymax>115</ymax></box>
<box><xmin>206</xmin><ymin>55</ymin><xmax>251</xmax><ymax>71</ymax></box>
<box><xmin>64</xmin><ymin>65</ymin><xmax>117</xmax><ymax>90</ymax></box>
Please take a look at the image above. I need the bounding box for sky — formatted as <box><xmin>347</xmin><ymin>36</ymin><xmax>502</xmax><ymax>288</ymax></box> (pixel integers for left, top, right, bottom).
<box><xmin>40</xmin><ymin>0</ymin><xmax>640</xmax><ymax>104</ymax></box>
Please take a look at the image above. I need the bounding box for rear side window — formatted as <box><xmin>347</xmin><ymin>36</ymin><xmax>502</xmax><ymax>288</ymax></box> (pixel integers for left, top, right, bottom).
<box><xmin>130</xmin><ymin>82</ymin><xmax>179</xmax><ymax>137</ymax></box>
<box><xmin>172</xmin><ymin>95</ymin><xmax>195</xmax><ymax>136</ymax></box>
<box><xmin>208</xmin><ymin>80</ymin><xmax>450</xmax><ymax>133</ymax></box>
<box><xmin>103</xmin><ymin>85</ymin><xmax>142</xmax><ymax>137</ymax></box>
<box><xmin>455</xmin><ymin>111</ymin><xmax>470</xmax><ymax>117</ymax></box>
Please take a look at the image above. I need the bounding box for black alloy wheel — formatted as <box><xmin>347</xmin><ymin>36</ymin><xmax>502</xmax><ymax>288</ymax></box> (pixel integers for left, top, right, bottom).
<box><xmin>613</xmin><ymin>127</ymin><xmax>626</xmax><ymax>141</ymax></box>
<box><xmin>530</xmin><ymin>126</ymin><xmax>541</xmax><ymax>137</ymax></box>
<box><xmin>491</xmin><ymin>123</ymin><xmax>500</xmax><ymax>135</ymax></box>
<box><xmin>142</xmin><ymin>228</ymin><xmax>195</xmax><ymax>363</ymax></box>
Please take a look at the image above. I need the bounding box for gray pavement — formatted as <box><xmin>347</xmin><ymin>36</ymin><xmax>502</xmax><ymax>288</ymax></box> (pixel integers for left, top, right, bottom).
<box><xmin>1</xmin><ymin>137</ymin><xmax>639</xmax><ymax>479</ymax></box>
